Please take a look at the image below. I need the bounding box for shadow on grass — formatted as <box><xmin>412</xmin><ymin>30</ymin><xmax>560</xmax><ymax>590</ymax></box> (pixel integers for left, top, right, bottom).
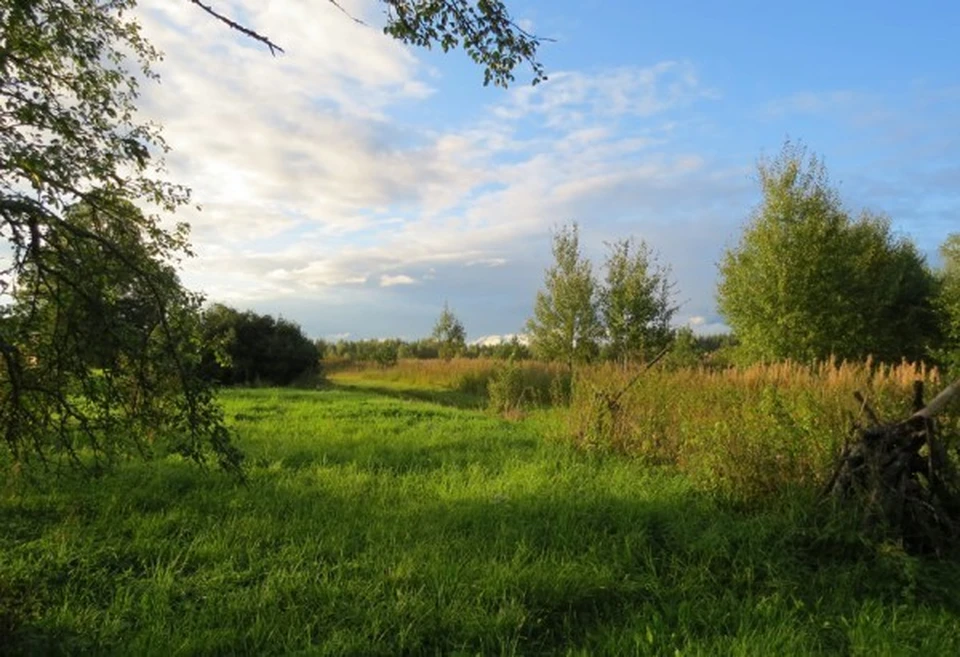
<box><xmin>329</xmin><ymin>380</ymin><xmax>486</xmax><ymax>411</ymax></box>
<box><xmin>6</xmin><ymin>451</ymin><xmax>960</xmax><ymax>656</ymax></box>
<box><xmin>287</xmin><ymin>433</ymin><xmax>542</xmax><ymax>475</ymax></box>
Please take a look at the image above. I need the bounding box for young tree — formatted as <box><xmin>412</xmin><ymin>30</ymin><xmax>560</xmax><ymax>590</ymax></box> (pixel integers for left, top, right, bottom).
<box><xmin>432</xmin><ymin>302</ymin><xmax>467</xmax><ymax>360</ymax></box>
<box><xmin>717</xmin><ymin>142</ymin><xmax>940</xmax><ymax>363</ymax></box>
<box><xmin>936</xmin><ymin>234</ymin><xmax>960</xmax><ymax>372</ymax></box>
<box><xmin>600</xmin><ymin>238</ymin><xmax>678</xmax><ymax>363</ymax></box>
<box><xmin>526</xmin><ymin>223</ymin><xmax>603</xmax><ymax>366</ymax></box>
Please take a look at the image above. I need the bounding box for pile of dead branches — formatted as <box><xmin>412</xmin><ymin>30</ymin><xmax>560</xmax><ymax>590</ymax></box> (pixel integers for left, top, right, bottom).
<box><xmin>824</xmin><ymin>378</ymin><xmax>960</xmax><ymax>554</ymax></box>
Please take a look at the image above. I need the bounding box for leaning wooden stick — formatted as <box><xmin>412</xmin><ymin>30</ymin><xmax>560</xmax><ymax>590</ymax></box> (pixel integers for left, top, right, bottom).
<box><xmin>911</xmin><ymin>378</ymin><xmax>960</xmax><ymax>420</ymax></box>
<box><xmin>607</xmin><ymin>346</ymin><xmax>672</xmax><ymax>407</ymax></box>
<box><xmin>853</xmin><ymin>390</ymin><xmax>881</xmax><ymax>426</ymax></box>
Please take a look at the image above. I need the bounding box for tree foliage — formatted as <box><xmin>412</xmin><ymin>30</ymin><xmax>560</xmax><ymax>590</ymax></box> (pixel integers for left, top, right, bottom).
<box><xmin>936</xmin><ymin>234</ymin><xmax>960</xmax><ymax>372</ymax></box>
<box><xmin>0</xmin><ymin>0</ymin><xmax>543</xmax><ymax>475</ymax></box>
<box><xmin>431</xmin><ymin>301</ymin><xmax>466</xmax><ymax>360</ymax></box>
<box><xmin>193</xmin><ymin>0</ymin><xmax>546</xmax><ymax>87</ymax></box>
<box><xmin>526</xmin><ymin>223</ymin><xmax>602</xmax><ymax>366</ymax></box>
<box><xmin>600</xmin><ymin>237</ymin><xmax>677</xmax><ymax>363</ymax></box>
<box><xmin>199</xmin><ymin>304</ymin><xmax>319</xmax><ymax>386</ymax></box>
<box><xmin>717</xmin><ymin>142</ymin><xmax>940</xmax><ymax>364</ymax></box>
<box><xmin>0</xmin><ymin>0</ymin><xmax>243</xmax><ymax>473</ymax></box>
<box><xmin>379</xmin><ymin>0</ymin><xmax>545</xmax><ymax>87</ymax></box>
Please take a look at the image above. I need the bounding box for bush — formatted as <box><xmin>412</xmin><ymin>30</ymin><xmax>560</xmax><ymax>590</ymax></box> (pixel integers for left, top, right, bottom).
<box><xmin>487</xmin><ymin>362</ymin><xmax>573</xmax><ymax>415</ymax></box>
<box><xmin>487</xmin><ymin>362</ymin><xmax>527</xmax><ymax>414</ymax></box>
<box><xmin>201</xmin><ymin>304</ymin><xmax>320</xmax><ymax>386</ymax></box>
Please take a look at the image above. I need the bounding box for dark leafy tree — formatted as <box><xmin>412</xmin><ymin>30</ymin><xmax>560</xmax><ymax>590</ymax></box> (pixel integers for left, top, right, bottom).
<box><xmin>378</xmin><ymin>0</ymin><xmax>546</xmax><ymax>87</ymax></box>
<box><xmin>200</xmin><ymin>304</ymin><xmax>319</xmax><ymax>386</ymax></box>
<box><xmin>0</xmin><ymin>1</ymin><xmax>241</xmax><ymax>473</ymax></box>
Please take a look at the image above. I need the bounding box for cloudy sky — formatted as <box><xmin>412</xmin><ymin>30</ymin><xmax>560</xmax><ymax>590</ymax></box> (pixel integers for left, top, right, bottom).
<box><xmin>136</xmin><ymin>0</ymin><xmax>959</xmax><ymax>341</ymax></box>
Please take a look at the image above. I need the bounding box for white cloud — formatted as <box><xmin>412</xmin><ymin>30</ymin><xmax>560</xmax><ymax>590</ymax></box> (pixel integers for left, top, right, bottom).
<box><xmin>760</xmin><ymin>90</ymin><xmax>868</xmax><ymax>118</ymax></box>
<box><xmin>690</xmin><ymin>322</ymin><xmax>730</xmax><ymax>336</ymax></box>
<box><xmin>466</xmin><ymin>258</ymin><xmax>507</xmax><ymax>267</ymax></box>
<box><xmin>380</xmin><ymin>274</ymin><xmax>416</xmax><ymax>287</ymax></box>
<box><xmin>491</xmin><ymin>62</ymin><xmax>706</xmax><ymax>129</ymax></box>
<box><xmin>471</xmin><ymin>334</ymin><xmax>530</xmax><ymax>346</ymax></box>
<box><xmin>126</xmin><ymin>2</ymin><xmax>739</xmax><ymax>338</ymax></box>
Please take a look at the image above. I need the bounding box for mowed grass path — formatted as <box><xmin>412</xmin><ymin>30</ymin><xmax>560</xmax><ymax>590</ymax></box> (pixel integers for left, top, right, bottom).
<box><xmin>3</xmin><ymin>383</ymin><xmax>960</xmax><ymax>655</ymax></box>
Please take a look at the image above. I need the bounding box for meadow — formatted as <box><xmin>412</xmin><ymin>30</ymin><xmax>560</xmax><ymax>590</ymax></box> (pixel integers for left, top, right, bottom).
<box><xmin>3</xmin><ymin>365</ymin><xmax>960</xmax><ymax>655</ymax></box>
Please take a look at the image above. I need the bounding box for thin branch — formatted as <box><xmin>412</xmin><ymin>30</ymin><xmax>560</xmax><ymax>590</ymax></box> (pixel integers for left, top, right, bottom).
<box><xmin>189</xmin><ymin>0</ymin><xmax>285</xmax><ymax>55</ymax></box>
<box><xmin>327</xmin><ymin>0</ymin><xmax>366</xmax><ymax>25</ymax></box>
<box><xmin>608</xmin><ymin>345</ymin><xmax>672</xmax><ymax>406</ymax></box>
<box><xmin>853</xmin><ymin>391</ymin><xmax>881</xmax><ymax>426</ymax></box>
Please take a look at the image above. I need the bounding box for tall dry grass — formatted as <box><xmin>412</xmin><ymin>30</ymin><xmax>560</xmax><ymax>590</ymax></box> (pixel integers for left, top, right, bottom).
<box><xmin>330</xmin><ymin>358</ymin><xmax>571</xmax><ymax>405</ymax></box>
<box><xmin>329</xmin><ymin>357</ymin><xmax>956</xmax><ymax>499</ymax></box>
<box><xmin>568</xmin><ymin>358</ymin><xmax>945</xmax><ymax>498</ymax></box>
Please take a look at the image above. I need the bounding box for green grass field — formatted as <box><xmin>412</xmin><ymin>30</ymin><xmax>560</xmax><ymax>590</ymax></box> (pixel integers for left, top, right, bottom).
<box><xmin>4</xmin><ymin>380</ymin><xmax>960</xmax><ymax>655</ymax></box>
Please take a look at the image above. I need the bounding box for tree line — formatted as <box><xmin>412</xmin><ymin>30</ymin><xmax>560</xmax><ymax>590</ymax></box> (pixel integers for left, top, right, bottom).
<box><xmin>520</xmin><ymin>142</ymin><xmax>960</xmax><ymax>372</ymax></box>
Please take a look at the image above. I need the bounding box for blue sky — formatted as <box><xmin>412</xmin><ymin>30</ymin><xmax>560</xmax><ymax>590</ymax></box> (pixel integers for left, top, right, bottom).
<box><xmin>137</xmin><ymin>0</ymin><xmax>959</xmax><ymax>341</ymax></box>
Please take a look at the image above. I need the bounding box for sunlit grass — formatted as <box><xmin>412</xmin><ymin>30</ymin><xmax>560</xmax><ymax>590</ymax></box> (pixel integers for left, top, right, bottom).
<box><xmin>2</xmin><ymin>384</ymin><xmax>960</xmax><ymax>655</ymax></box>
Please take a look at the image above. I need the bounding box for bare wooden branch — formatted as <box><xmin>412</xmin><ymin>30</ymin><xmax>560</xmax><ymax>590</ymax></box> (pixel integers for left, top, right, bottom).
<box><xmin>608</xmin><ymin>346</ymin><xmax>672</xmax><ymax>407</ymax></box>
<box><xmin>853</xmin><ymin>391</ymin><xmax>881</xmax><ymax>426</ymax></box>
<box><xmin>189</xmin><ymin>0</ymin><xmax>285</xmax><ymax>55</ymax></box>
<box><xmin>912</xmin><ymin>380</ymin><xmax>925</xmax><ymax>413</ymax></box>
<box><xmin>912</xmin><ymin>378</ymin><xmax>960</xmax><ymax>420</ymax></box>
<box><xmin>827</xmin><ymin>378</ymin><xmax>960</xmax><ymax>554</ymax></box>
<box><xmin>327</xmin><ymin>0</ymin><xmax>367</xmax><ymax>25</ymax></box>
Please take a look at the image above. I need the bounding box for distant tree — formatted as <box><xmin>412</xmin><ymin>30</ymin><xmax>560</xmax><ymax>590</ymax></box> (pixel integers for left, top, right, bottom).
<box><xmin>373</xmin><ymin>340</ymin><xmax>400</xmax><ymax>368</ymax></box>
<box><xmin>432</xmin><ymin>302</ymin><xmax>467</xmax><ymax>360</ymax></box>
<box><xmin>496</xmin><ymin>336</ymin><xmax>532</xmax><ymax>360</ymax></box>
<box><xmin>200</xmin><ymin>305</ymin><xmax>319</xmax><ymax>386</ymax></box>
<box><xmin>661</xmin><ymin>327</ymin><xmax>701</xmax><ymax>369</ymax></box>
<box><xmin>600</xmin><ymin>238</ymin><xmax>678</xmax><ymax>363</ymax></box>
<box><xmin>314</xmin><ymin>339</ymin><xmax>331</xmax><ymax>360</ymax></box>
<box><xmin>526</xmin><ymin>223</ymin><xmax>603</xmax><ymax>366</ymax></box>
<box><xmin>718</xmin><ymin>142</ymin><xmax>940</xmax><ymax>363</ymax></box>
<box><xmin>935</xmin><ymin>234</ymin><xmax>960</xmax><ymax>372</ymax></box>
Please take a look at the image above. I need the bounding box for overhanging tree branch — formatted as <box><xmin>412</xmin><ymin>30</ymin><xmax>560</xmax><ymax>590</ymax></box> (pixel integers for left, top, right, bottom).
<box><xmin>188</xmin><ymin>0</ymin><xmax>285</xmax><ymax>55</ymax></box>
<box><xmin>187</xmin><ymin>0</ymin><xmax>549</xmax><ymax>86</ymax></box>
